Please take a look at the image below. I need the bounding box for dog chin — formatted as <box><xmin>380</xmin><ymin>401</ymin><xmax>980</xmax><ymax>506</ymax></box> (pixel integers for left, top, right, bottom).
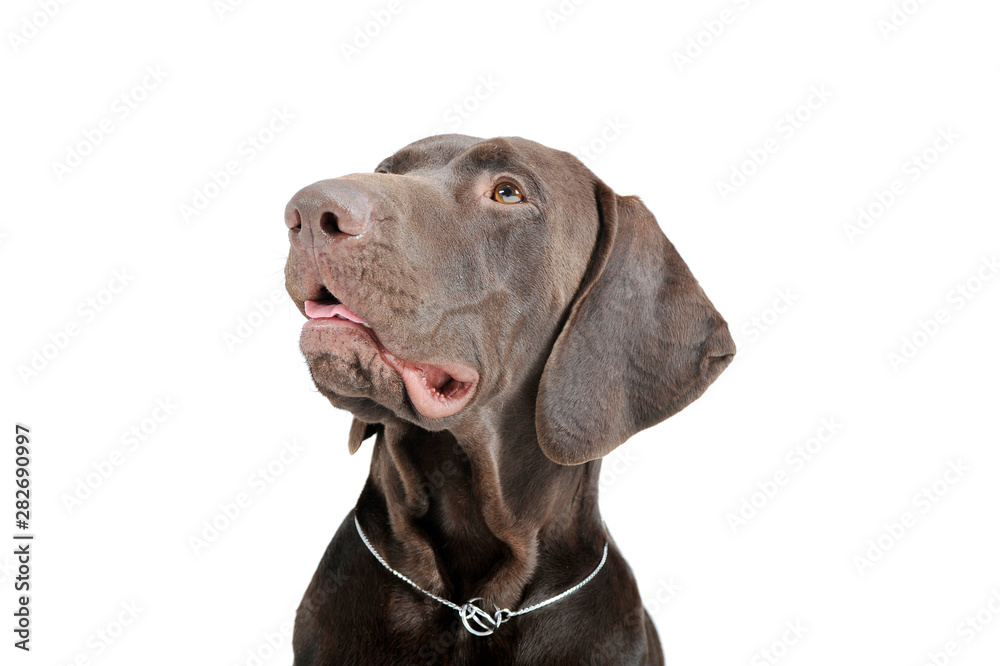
<box><xmin>320</xmin><ymin>391</ymin><xmax>398</xmax><ymax>426</ymax></box>
<box><xmin>303</xmin><ymin>348</ymin><xmax>395</xmax><ymax>398</ymax></box>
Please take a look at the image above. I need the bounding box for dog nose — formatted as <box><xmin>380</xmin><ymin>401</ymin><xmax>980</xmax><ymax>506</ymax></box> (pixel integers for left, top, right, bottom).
<box><xmin>285</xmin><ymin>179</ymin><xmax>373</xmax><ymax>247</ymax></box>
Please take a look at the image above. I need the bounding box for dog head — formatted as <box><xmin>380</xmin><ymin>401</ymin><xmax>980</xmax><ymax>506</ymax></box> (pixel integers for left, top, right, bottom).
<box><xmin>284</xmin><ymin>134</ymin><xmax>734</xmax><ymax>464</ymax></box>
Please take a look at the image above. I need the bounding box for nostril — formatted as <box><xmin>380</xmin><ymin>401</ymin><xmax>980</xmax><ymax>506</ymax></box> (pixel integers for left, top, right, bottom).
<box><xmin>289</xmin><ymin>181</ymin><xmax>371</xmax><ymax>240</ymax></box>
<box><xmin>285</xmin><ymin>206</ymin><xmax>302</xmax><ymax>231</ymax></box>
<box><xmin>319</xmin><ymin>211</ymin><xmax>341</xmax><ymax>236</ymax></box>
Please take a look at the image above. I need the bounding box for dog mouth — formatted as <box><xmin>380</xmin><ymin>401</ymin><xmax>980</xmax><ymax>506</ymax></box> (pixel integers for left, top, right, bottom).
<box><xmin>302</xmin><ymin>296</ymin><xmax>479</xmax><ymax>420</ymax></box>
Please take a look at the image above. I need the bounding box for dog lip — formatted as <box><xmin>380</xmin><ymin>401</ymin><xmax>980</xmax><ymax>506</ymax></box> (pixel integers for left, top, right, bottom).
<box><xmin>299</xmin><ymin>300</ymin><xmax>479</xmax><ymax>419</ymax></box>
<box><xmin>379</xmin><ymin>351</ymin><xmax>479</xmax><ymax>420</ymax></box>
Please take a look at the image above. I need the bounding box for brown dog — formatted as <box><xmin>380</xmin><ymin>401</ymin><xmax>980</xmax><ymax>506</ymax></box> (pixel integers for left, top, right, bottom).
<box><xmin>283</xmin><ymin>134</ymin><xmax>734</xmax><ymax>665</ymax></box>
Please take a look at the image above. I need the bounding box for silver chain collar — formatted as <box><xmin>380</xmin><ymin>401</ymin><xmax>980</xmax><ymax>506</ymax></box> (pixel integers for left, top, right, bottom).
<box><xmin>354</xmin><ymin>514</ymin><xmax>609</xmax><ymax>637</ymax></box>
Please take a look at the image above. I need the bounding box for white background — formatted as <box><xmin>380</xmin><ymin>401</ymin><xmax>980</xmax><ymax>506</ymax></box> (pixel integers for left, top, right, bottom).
<box><xmin>2</xmin><ymin>0</ymin><xmax>999</xmax><ymax>664</ymax></box>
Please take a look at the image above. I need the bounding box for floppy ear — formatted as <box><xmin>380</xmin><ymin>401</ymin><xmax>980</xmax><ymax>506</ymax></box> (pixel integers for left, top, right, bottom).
<box><xmin>348</xmin><ymin>418</ymin><xmax>380</xmax><ymax>455</ymax></box>
<box><xmin>536</xmin><ymin>182</ymin><xmax>735</xmax><ymax>465</ymax></box>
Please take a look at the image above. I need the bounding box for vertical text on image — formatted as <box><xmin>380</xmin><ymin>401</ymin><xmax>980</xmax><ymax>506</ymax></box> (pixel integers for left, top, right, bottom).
<box><xmin>13</xmin><ymin>424</ymin><xmax>33</xmax><ymax>652</ymax></box>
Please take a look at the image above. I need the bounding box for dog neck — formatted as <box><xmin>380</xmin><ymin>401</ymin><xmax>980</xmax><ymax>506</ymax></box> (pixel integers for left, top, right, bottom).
<box><xmin>354</xmin><ymin>406</ymin><xmax>606</xmax><ymax>613</ymax></box>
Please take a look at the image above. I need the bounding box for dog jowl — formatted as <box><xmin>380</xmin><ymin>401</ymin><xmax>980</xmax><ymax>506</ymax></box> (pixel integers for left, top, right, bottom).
<box><xmin>283</xmin><ymin>134</ymin><xmax>734</xmax><ymax>665</ymax></box>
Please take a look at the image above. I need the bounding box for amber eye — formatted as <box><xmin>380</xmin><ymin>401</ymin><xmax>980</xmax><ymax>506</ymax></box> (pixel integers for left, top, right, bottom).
<box><xmin>491</xmin><ymin>182</ymin><xmax>524</xmax><ymax>204</ymax></box>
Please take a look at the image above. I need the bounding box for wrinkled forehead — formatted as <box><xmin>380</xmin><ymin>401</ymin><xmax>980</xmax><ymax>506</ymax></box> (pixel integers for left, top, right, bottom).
<box><xmin>374</xmin><ymin>135</ymin><xmax>587</xmax><ymax>205</ymax></box>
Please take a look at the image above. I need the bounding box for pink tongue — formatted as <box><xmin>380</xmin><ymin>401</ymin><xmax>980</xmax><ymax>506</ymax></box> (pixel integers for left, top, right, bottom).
<box><xmin>304</xmin><ymin>300</ymin><xmax>367</xmax><ymax>325</ymax></box>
